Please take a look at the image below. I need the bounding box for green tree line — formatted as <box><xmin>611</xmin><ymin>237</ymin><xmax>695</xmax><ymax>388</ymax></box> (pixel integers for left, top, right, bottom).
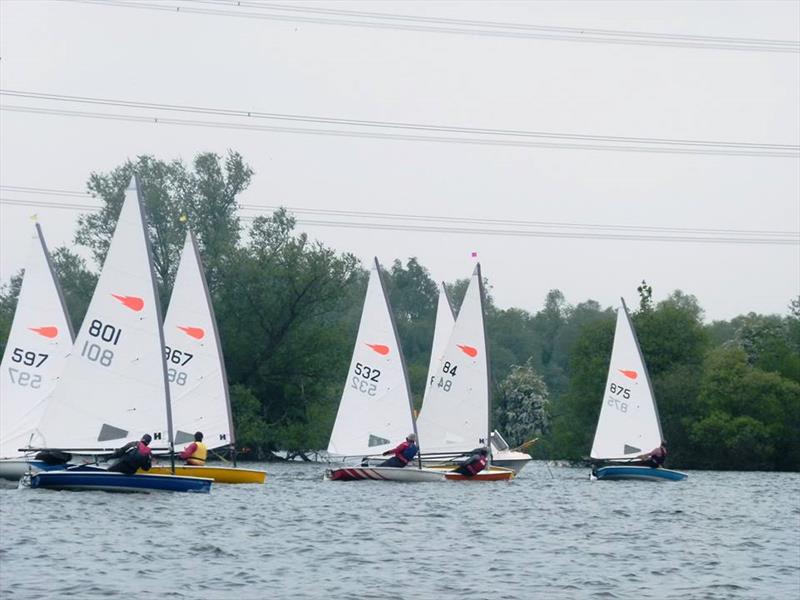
<box><xmin>1</xmin><ymin>152</ymin><xmax>797</xmax><ymax>470</ymax></box>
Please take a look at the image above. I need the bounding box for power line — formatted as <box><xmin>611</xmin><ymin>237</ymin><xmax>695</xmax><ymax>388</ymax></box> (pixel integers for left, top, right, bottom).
<box><xmin>3</xmin><ymin>104</ymin><xmax>797</xmax><ymax>158</ymax></box>
<box><xmin>1</xmin><ymin>183</ymin><xmax>796</xmax><ymax>236</ymax></box>
<box><xmin>3</xmin><ymin>90</ymin><xmax>796</xmax><ymax>152</ymax></box>
<box><xmin>2</xmin><ymin>196</ymin><xmax>797</xmax><ymax>246</ymax></box>
<box><xmin>3</xmin><ymin>185</ymin><xmax>797</xmax><ymax>237</ymax></box>
<box><xmin>196</xmin><ymin>0</ymin><xmax>800</xmax><ymax>48</ymax></box>
<box><xmin>65</xmin><ymin>0</ymin><xmax>800</xmax><ymax>53</ymax></box>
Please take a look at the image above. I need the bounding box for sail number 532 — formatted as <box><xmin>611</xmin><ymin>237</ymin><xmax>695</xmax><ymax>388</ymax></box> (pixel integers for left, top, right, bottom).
<box><xmin>352</xmin><ymin>362</ymin><xmax>380</xmax><ymax>396</ymax></box>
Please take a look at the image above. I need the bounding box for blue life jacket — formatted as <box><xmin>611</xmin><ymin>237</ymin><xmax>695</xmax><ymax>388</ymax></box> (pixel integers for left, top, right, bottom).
<box><xmin>401</xmin><ymin>443</ymin><xmax>418</xmax><ymax>461</ymax></box>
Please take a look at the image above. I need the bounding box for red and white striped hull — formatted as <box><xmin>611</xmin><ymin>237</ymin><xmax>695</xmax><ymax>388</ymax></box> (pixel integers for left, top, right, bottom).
<box><xmin>326</xmin><ymin>465</ymin><xmax>515</xmax><ymax>482</ymax></box>
<box><xmin>326</xmin><ymin>466</ymin><xmax>446</xmax><ymax>482</ymax></box>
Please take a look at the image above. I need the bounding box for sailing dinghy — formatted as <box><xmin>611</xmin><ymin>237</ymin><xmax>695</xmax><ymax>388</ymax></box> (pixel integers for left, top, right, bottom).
<box><xmin>417</xmin><ymin>281</ymin><xmax>531</xmax><ymax>474</ymax></box>
<box><xmin>589</xmin><ymin>298</ymin><xmax>687</xmax><ymax>482</ymax></box>
<box><xmin>326</xmin><ymin>259</ymin><xmax>513</xmax><ymax>482</ymax></box>
<box><xmin>29</xmin><ymin>177</ymin><xmax>212</xmax><ymax>493</ymax></box>
<box><xmin>144</xmin><ymin>230</ymin><xmax>265</xmax><ymax>484</ymax></box>
<box><xmin>0</xmin><ymin>223</ymin><xmax>75</xmax><ymax>480</ymax></box>
<box><xmin>414</xmin><ymin>264</ymin><xmax>515</xmax><ymax>480</ymax></box>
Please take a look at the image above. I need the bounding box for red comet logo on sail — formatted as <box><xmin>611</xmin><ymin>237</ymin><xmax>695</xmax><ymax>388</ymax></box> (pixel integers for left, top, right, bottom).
<box><xmin>29</xmin><ymin>326</ymin><xmax>58</xmax><ymax>338</ymax></box>
<box><xmin>178</xmin><ymin>326</ymin><xmax>205</xmax><ymax>340</ymax></box>
<box><xmin>366</xmin><ymin>343</ymin><xmax>390</xmax><ymax>355</ymax></box>
<box><xmin>619</xmin><ymin>369</ymin><xmax>638</xmax><ymax>380</ymax></box>
<box><xmin>111</xmin><ymin>294</ymin><xmax>144</xmax><ymax>312</ymax></box>
<box><xmin>457</xmin><ymin>344</ymin><xmax>478</xmax><ymax>358</ymax></box>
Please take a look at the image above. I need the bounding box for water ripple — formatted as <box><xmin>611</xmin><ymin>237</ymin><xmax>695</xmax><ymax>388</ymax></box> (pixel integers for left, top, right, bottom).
<box><xmin>1</xmin><ymin>463</ymin><xmax>799</xmax><ymax>599</ymax></box>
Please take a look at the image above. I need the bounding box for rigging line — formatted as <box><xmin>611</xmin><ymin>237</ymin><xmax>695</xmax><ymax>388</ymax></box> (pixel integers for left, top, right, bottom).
<box><xmin>65</xmin><ymin>0</ymin><xmax>800</xmax><ymax>53</ymax></box>
<box><xmin>2</xmin><ymin>198</ymin><xmax>798</xmax><ymax>245</ymax></box>
<box><xmin>194</xmin><ymin>0</ymin><xmax>800</xmax><ymax>48</ymax></box>
<box><xmin>3</xmin><ymin>90</ymin><xmax>796</xmax><ymax>151</ymax></box>
<box><xmin>3</xmin><ymin>188</ymin><xmax>797</xmax><ymax>237</ymax></box>
<box><xmin>3</xmin><ymin>105</ymin><xmax>798</xmax><ymax>158</ymax></box>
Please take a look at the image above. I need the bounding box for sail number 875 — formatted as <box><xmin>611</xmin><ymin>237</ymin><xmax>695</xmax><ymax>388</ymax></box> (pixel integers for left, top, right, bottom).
<box><xmin>607</xmin><ymin>383</ymin><xmax>630</xmax><ymax>413</ymax></box>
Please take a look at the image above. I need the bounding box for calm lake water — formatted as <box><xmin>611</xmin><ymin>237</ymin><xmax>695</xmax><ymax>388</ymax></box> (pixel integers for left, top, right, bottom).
<box><xmin>1</xmin><ymin>462</ymin><xmax>798</xmax><ymax>600</ymax></box>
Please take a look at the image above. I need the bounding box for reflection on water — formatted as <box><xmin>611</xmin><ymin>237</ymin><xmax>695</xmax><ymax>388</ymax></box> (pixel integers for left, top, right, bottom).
<box><xmin>1</xmin><ymin>463</ymin><xmax>798</xmax><ymax>599</ymax></box>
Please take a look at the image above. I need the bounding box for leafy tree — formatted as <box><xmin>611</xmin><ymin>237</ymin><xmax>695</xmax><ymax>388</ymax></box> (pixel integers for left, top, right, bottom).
<box><xmin>76</xmin><ymin>151</ymin><xmax>251</xmax><ymax>303</ymax></box>
<box><xmin>214</xmin><ymin>209</ymin><xmax>361</xmax><ymax>454</ymax></box>
<box><xmin>494</xmin><ymin>358</ymin><xmax>550</xmax><ymax>448</ymax></box>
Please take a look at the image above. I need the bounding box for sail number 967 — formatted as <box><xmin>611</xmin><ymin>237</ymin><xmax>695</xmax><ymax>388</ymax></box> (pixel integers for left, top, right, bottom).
<box><xmin>352</xmin><ymin>362</ymin><xmax>380</xmax><ymax>396</ymax></box>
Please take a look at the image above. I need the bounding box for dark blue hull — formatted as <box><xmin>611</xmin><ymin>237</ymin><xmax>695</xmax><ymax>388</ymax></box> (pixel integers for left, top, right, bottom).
<box><xmin>594</xmin><ymin>465</ymin><xmax>688</xmax><ymax>482</ymax></box>
<box><xmin>30</xmin><ymin>466</ymin><xmax>212</xmax><ymax>493</ymax></box>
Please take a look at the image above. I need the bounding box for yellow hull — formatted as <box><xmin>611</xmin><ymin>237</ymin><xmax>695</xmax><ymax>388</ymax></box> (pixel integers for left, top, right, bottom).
<box><xmin>422</xmin><ymin>465</ymin><xmax>515</xmax><ymax>481</ymax></box>
<box><xmin>142</xmin><ymin>465</ymin><xmax>266</xmax><ymax>484</ymax></box>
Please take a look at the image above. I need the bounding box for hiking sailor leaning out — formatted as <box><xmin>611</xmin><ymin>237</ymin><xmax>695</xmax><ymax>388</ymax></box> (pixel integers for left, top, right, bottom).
<box><xmin>637</xmin><ymin>440</ymin><xmax>668</xmax><ymax>469</ymax></box>
<box><xmin>379</xmin><ymin>433</ymin><xmax>418</xmax><ymax>467</ymax></box>
<box><xmin>108</xmin><ymin>434</ymin><xmax>153</xmax><ymax>475</ymax></box>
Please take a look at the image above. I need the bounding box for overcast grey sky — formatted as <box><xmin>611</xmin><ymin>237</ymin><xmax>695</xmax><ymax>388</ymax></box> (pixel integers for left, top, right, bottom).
<box><xmin>1</xmin><ymin>0</ymin><xmax>798</xmax><ymax>322</ymax></box>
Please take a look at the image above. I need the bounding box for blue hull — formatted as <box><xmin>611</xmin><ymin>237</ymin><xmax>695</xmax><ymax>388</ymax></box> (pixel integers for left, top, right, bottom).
<box><xmin>594</xmin><ymin>465</ymin><xmax>688</xmax><ymax>482</ymax></box>
<box><xmin>30</xmin><ymin>466</ymin><xmax>212</xmax><ymax>493</ymax></box>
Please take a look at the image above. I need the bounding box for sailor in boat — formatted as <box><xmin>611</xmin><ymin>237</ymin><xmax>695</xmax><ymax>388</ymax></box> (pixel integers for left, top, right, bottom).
<box><xmin>178</xmin><ymin>431</ymin><xmax>207</xmax><ymax>466</ymax></box>
<box><xmin>108</xmin><ymin>434</ymin><xmax>153</xmax><ymax>475</ymax></box>
<box><xmin>453</xmin><ymin>447</ymin><xmax>489</xmax><ymax>477</ymax></box>
<box><xmin>636</xmin><ymin>440</ymin><xmax>668</xmax><ymax>469</ymax></box>
<box><xmin>379</xmin><ymin>433</ymin><xmax>419</xmax><ymax>468</ymax></box>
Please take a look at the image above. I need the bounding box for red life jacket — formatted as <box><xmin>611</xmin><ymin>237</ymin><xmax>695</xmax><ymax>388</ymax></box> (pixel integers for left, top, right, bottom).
<box><xmin>137</xmin><ymin>442</ymin><xmax>152</xmax><ymax>457</ymax></box>
<box><xmin>466</xmin><ymin>455</ymin><xmax>488</xmax><ymax>475</ymax></box>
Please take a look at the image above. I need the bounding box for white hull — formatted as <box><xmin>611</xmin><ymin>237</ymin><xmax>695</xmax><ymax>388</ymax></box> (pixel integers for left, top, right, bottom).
<box><xmin>0</xmin><ymin>459</ymin><xmax>35</xmax><ymax>481</ymax></box>
<box><xmin>489</xmin><ymin>450</ymin><xmax>532</xmax><ymax>474</ymax></box>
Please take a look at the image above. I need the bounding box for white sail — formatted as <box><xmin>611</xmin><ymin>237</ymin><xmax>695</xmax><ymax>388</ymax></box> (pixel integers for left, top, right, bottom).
<box><xmin>416</xmin><ymin>264</ymin><xmax>489</xmax><ymax>454</ymax></box>
<box><xmin>164</xmin><ymin>231</ymin><xmax>233</xmax><ymax>451</ymax></box>
<box><xmin>590</xmin><ymin>298</ymin><xmax>663</xmax><ymax>460</ymax></box>
<box><xmin>327</xmin><ymin>258</ymin><xmax>415</xmax><ymax>457</ymax></box>
<box><xmin>420</xmin><ymin>282</ymin><xmax>455</xmax><ymax>409</ymax></box>
<box><xmin>37</xmin><ymin>177</ymin><xmax>171</xmax><ymax>449</ymax></box>
<box><xmin>0</xmin><ymin>224</ymin><xmax>74</xmax><ymax>459</ymax></box>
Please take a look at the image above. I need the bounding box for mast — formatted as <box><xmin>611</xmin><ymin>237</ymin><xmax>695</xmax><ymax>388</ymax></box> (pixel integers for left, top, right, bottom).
<box><xmin>35</xmin><ymin>222</ymin><xmax>75</xmax><ymax>343</ymax></box>
<box><xmin>133</xmin><ymin>175</ymin><xmax>176</xmax><ymax>473</ymax></box>
<box><xmin>476</xmin><ymin>263</ymin><xmax>493</xmax><ymax>464</ymax></box>
<box><xmin>440</xmin><ymin>281</ymin><xmax>456</xmax><ymax>320</ymax></box>
<box><xmin>189</xmin><ymin>229</ymin><xmax>237</xmax><ymax>465</ymax></box>
<box><xmin>375</xmin><ymin>257</ymin><xmax>421</xmax><ymax>469</ymax></box>
<box><xmin>620</xmin><ymin>297</ymin><xmax>663</xmax><ymax>441</ymax></box>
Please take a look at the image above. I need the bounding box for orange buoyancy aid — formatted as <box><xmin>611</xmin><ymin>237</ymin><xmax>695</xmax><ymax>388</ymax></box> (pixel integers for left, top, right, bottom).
<box><xmin>186</xmin><ymin>442</ymin><xmax>208</xmax><ymax>465</ymax></box>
